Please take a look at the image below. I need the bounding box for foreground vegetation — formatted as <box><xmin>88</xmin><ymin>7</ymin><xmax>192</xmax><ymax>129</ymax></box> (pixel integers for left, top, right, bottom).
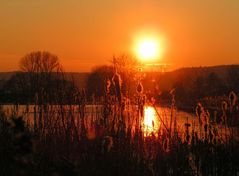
<box><xmin>0</xmin><ymin>51</ymin><xmax>239</xmax><ymax>176</ymax></box>
<box><xmin>1</xmin><ymin>90</ymin><xmax>239</xmax><ymax>176</ymax></box>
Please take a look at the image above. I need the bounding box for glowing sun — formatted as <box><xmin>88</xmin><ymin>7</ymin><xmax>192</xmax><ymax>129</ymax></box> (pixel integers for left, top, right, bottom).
<box><xmin>135</xmin><ymin>38</ymin><xmax>160</xmax><ymax>62</ymax></box>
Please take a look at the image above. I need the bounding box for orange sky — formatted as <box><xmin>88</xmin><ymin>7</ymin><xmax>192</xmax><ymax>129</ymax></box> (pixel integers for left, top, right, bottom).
<box><xmin>0</xmin><ymin>0</ymin><xmax>239</xmax><ymax>72</ymax></box>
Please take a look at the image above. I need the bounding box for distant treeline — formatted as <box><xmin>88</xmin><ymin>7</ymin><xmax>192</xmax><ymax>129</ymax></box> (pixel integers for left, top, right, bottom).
<box><xmin>0</xmin><ymin>51</ymin><xmax>239</xmax><ymax>109</ymax></box>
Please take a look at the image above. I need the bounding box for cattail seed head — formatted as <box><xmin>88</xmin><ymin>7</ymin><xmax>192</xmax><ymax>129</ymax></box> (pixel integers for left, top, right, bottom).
<box><xmin>221</xmin><ymin>101</ymin><xmax>228</xmax><ymax>111</ymax></box>
<box><xmin>196</xmin><ymin>103</ymin><xmax>203</xmax><ymax>118</ymax></box>
<box><xmin>106</xmin><ymin>79</ymin><xmax>111</xmax><ymax>94</ymax></box>
<box><xmin>196</xmin><ymin>103</ymin><xmax>204</xmax><ymax>125</ymax></box>
<box><xmin>101</xmin><ymin>136</ymin><xmax>113</xmax><ymax>153</ymax></box>
<box><xmin>112</xmin><ymin>72</ymin><xmax>122</xmax><ymax>103</ymax></box>
<box><xmin>229</xmin><ymin>91</ymin><xmax>237</xmax><ymax>107</ymax></box>
<box><xmin>136</xmin><ymin>82</ymin><xmax>143</xmax><ymax>94</ymax></box>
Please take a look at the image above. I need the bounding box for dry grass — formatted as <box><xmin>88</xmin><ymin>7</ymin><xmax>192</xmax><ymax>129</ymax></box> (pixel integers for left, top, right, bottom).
<box><xmin>0</xmin><ymin>72</ymin><xmax>239</xmax><ymax>176</ymax></box>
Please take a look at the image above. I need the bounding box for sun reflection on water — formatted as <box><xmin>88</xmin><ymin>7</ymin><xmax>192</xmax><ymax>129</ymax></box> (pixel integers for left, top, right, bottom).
<box><xmin>143</xmin><ymin>106</ymin><xmax>160</xmax><ymax>136</ymax></box>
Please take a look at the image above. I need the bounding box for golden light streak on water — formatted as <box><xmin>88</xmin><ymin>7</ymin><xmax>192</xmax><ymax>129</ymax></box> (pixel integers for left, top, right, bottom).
<box><xmin>143</xmin><ymin>106</ymin><xmax>160</xmax><ymax>136</ymax></box>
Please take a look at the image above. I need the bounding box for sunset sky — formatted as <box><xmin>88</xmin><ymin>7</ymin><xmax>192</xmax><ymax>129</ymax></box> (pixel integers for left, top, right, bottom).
<box><xmin>0</xmin><ymin>0</ymin><xmax>239</xmax><ymax>72</ymax></box>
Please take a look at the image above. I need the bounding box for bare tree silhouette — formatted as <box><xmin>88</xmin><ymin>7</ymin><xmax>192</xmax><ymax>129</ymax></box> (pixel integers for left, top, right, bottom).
<box><xmin>19</xmin><ymin>51</ymin><xmax>63</xmax><ymax>104</ymax></box>
<box><xmin>20</xmin><ymin>51</ymin><xmax>61</xmax><ymax>73</ymax></box>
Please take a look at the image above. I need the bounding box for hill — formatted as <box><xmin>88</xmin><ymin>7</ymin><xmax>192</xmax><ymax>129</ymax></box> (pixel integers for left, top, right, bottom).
<box><xmin>0</xmin><ymin>64</ymin><xmax>239</xmax><ymax>91</ymax></box>
<box><xmin>155</xmin><ymin>65</ymin><xmax>239</xmax><ymax>91</ymax></box>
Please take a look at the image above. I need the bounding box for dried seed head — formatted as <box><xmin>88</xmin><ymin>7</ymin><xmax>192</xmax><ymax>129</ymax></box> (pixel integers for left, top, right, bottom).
<box><xmin>106</xmin><ymin>79</ymin><xmax>111</xmax><ymax>94</ymax></box>
<box><xmin>102</xmin><ymin>136</ymin><xmax>113</xmax><ymax>153</ymax></box>
<box><xmin>206</xmin><ymin>110</ymin><xmax>210</xmax><ymax>124</ymax></box>
<box><xmin>163</xmin><ymin>137</ymin><xmax>170</xmax><ymax>152</ymax></box>
<box><xmin>196</xmin><ymin>103</ymin><xmax>204</xmax><ymax>125</ymax></box>
<box><xmin>136</xmin><ymin>82</ymin><xmax>143</xmax><ymax>94</ymax></box>
<box><xmin>112</xmin><ymin>72</ymin><xmax>122</xmax><ymax>103</ymax></box>
<box><xmin>229</xmin><ymin>91</ymin><xmax>237</xmax><ymax>106</ymax></box>
<box><xmin>170</xmin><ymin>88</ymin><xmax>175</xmax><ymax>95</ymax></box>
<box><xmin>196</xmin><ymin>103</ymin><xmax>203</xmax><ymax>118</ymax></box>
<box><xmin>221</xmin><ymin>101</ymin><xmax>228</xmax><ymax>111</ymax></box>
